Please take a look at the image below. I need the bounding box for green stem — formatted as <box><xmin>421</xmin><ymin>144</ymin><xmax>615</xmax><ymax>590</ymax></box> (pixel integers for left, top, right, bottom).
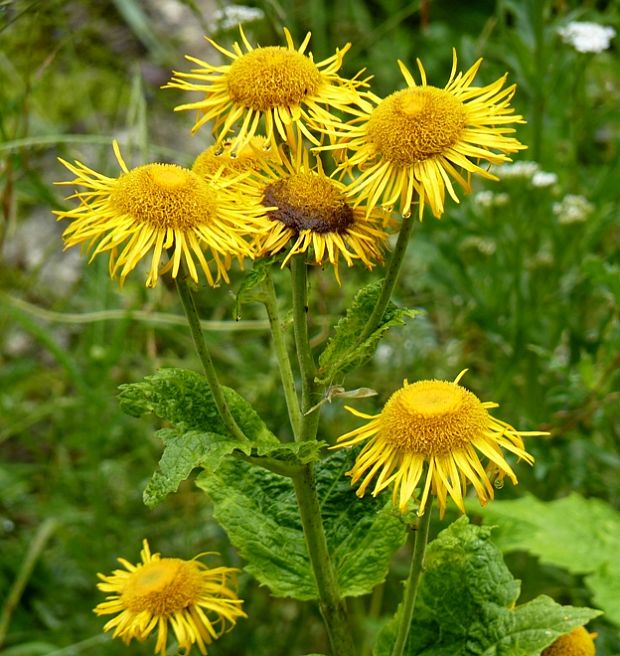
<box><xmin>0</xmin><ymin>518</ymin><xmax>58</xmax><ymax>647</ymax></box>
<box><xmin>359</xmin><ymin>213</ymin><xmax>414</xmax><ymax>343</ymax></box>
<box><xmin>175</xmin><ymin>271</ymin><xmax>247</xmax><ymax>443</ymax></box>
<box><xmin>289</xmin><ymin>256</ymin><xmax>353</xmax><ymax>653</ymax></box>
<box><xmin>290</xmin><ymin>255</ymin><xmax>321</xmax><ymax>441</ymax></box>
<box><xmin>529</xmin><ymin>0</ymin><xmax>545</xmax><ymax>161</ymax></box>
<box><xmin>390</xmin><ymin>497</ymin><xmax>433</xmax><ymax>656</ymax></box>
<box><xmin>262</xmin><ymin>270</ymin><xmax>303</xmax><ymax>440</ymax></box>
<box><xmin>292</xmin><ymin>465</ymin><xmax>356</xmax><ymax>656</ymax></box>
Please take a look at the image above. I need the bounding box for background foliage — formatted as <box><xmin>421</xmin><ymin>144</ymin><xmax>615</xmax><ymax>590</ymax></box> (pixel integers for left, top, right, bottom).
<box><xmin>1</xmin><ymin>0</ymin><xmax>618</xmax><ymax>654</ymax></box>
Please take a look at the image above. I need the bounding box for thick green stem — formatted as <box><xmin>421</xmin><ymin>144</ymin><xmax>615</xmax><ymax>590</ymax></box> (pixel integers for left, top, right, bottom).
<box><xmin>390</xmin><ymin>497</ymin><xmax>433</xmax><ymax>656</ymax></box>
<box><xmin>290</xmin><ymin>255</ymin><xmax>321</xmax><ymax>441</ymax></box>
<box><xmin>175</xmin><ymin>272</ymin><xmax>247</xmax><ymax>443</ymax></box>
<box><xmin>293</xmin><ymin>465</ymin><xmax>356</xmax><ymax>656</ymax></box>
<box><xmin>289</xmin><ymin>256</ymin><xmax>354</xmax><ymax>653</ymax></box>
<box><xmin>262</xmin><ymin>270</ymin><xmax>303</xmax><ymax>440</ymax></box>
<box><xmin>359</xmin><ymin>213</ymin><xmax>414</xmax><ymax>343</ymax></box>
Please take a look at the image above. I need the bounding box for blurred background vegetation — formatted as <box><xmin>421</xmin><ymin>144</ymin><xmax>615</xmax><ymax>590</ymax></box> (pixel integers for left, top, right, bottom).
<box><xmin>1</xmin><ymin>0</ymin><xmax>619</xmax><ymax>654</ymax></box>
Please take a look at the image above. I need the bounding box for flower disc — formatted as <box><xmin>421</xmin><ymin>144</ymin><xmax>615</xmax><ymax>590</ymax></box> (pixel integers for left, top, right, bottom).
<box><xmin>379</xmin><ymin>380</ymin><xmax>489</xmax><ymax>456</ymax></box>
<box><xmin>227</xmin><ymin>47</ymin><xmax>321</xmax><ymax>111</ymax></box>
<box><xmin>263</xmin><ymin>172</ymin><xmax>355</xmax><ymax>234</ymax></box>
<box><xmin>110</xmin><ymin>164</ymin><xmax>217</xmax><ymax>230</ymax></box>
<box><xmin>120</xmin><ymin>558</ymin><xmax>202</xmax><ymax>615</ymax></box>
<box><xmin>542</xmin><ymin>627</ymin><xmax>597</xmax><ymax>656</ymax></box>
<box><xmin>367</xmin><ymin>87</ymin><xmax>467</xmax><ymax>165</ymax></box>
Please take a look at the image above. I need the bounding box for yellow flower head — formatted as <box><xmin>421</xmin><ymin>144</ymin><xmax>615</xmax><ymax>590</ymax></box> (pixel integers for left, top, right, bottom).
<box><xmin>332</xmin><ymin>371</ymin><xmax>545</xmax><ymax>518</ymax></box>
<box><xmin>192</xmin><ymin>136</ymin><xmax>276</xmax><ymax>178</ymax></box>
<box><xmin>54</xmin><ymin>142</ymin><xmax>271</xmax><ymax>287</ymax></box>
<box><xmin>253</xmin><ymin>146</ymin><xmax>388</xmax><ymax>283</ymax></box>
<box><xmin>320</xmin><ymin>50</ymin><xmax>526</xmax><ymax>219</ymax></box>
<box><xmin>94</xmin><ymin>539</ymin><xmax>246</xmax><ymax>656</ymax></box>
<box><xmin>166</xmin><ymin>27</ymin><xmax>366</xmax><ymax>152</ymax></box>
<box><xmin>542</xmin><ymin>626</ymin><xmax>597</xmax><ymax>656</ymax></box>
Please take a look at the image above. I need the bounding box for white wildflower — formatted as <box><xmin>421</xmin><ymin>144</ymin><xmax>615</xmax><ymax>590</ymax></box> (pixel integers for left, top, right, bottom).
<box><xmin>532</xmin><ymin>171</ymin><xmax>558</xmax><ymax>188</ymax></box>
<box><xmin>473</xmin><ymin>190</ymin><xmax>510</xmax><ymax>210</ymax></box>
<box><xmin>494</xmin><ymin>161</ymin><xmax>540</xmax><ymax>179</ymax></box>
<box><xmin>212</xmin><ymin>5</ymin><xmax>265</xmax><ymax>31</ymax></box>
<box><xmin>553</xmin><ymin>194</ymin><xmax>594</xmax><ymax>224</ymax></box>
<box><xmin>558</xmin><ymin>21</ymin><xmax>616</xmax><ymax>53</ymax></box>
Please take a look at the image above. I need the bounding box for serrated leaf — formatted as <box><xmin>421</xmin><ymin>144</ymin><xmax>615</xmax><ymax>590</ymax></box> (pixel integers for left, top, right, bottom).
<box><xmin>197</xmin><ymin>450</ymin><xmax>407</xmax><ymax>600</ymax></box>
<box><xmin>118</xmin><ymin>367</ymin><xmax>277</xmax><ymax>443</ymax></box>
<box><xmin>476</xmin><ymin>493</ymin><xmax>620</xmax><ymax>625</ymax></box>
<box><xmin>143</xmin><ymin>429</ymin><xmax>249</xmax><ymax>508</ymax></box>
<box><xmin>374</xmin><ymin>517</ymin><xmax>600</xmax><ymax>656</ymax></box>
<box><xmin>316</xmin><ymin>280</ymin><xmax>419</xmax><ymax>385</ymax></box>
<box><xmin>118</xmin><ymin>368</ymin><xmax>281</xmax><ymax>506</ymax></box>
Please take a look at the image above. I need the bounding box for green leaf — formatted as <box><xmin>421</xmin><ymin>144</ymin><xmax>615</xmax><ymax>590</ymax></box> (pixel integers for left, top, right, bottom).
<box><xmin>316</xmin><ymin>280</ymin><xmax>419</xmax><ymax>385</ymax></box>
<box><xmin>233</xmin><ymin>258</ymin><xmax>277</xmax><ymax>319</ymax></box>
<box><xmin>118</xmin><ymin>367</ymin><xmax>277</xmax><ymax>442</ymax></box>
<box><xmin>374</xmin><ymin>517</ymin><xmax>600</xmax><ymax>656</ymax></box>
<box><xmin>475</xmin><ymin>493</ymin><xmax>620</xmax><ymax>625</ymax></box>
<box><xmin>197</xmin><ymin>450</ymin><xmax>407</xmax><ymax>600</ymax></box>
<box><xmin>118</xmin><ymin>368</ymin><xmax>282</xmax><ymax>506</ymax></box>
<box><xmin>143</xmin><ymin>428</ymin><xmax>249</xmax><ymax>508</ymax></box>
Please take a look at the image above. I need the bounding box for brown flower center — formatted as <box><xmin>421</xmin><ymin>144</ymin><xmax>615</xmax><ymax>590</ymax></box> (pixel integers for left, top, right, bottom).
<box><xmin>227</xmin><ymin>47</ymin><xmax>322</xmax><ymax>111</ymax></box>
<box><xmin>263</xmin><ymin>172</ymin><xmax>355</xmax><ymax>234</ymax></box>
<box><xmin>367</xmin><ymin>86</ymin><xmax>467</xmax><ymax>165</ymax></box>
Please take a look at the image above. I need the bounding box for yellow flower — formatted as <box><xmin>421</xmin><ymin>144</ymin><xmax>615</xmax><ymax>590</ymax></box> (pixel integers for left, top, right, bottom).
<box><xmin>332</xmin><ymin>371</ymin><xmax>545</xmax><ymax>518</ymax></box>
<box><xmin>320</xmin><ymin>50</ymin><xmax>526</xmax><ymax>219</ymax></box>
<box><xmin>253</xmin><ymin>146</ymin><xmax>388</xmax><ymax>283</ymax></box>
<box><xmin>542</xmin><ymin>626</ymin><xmax>597</xmax><ymax>656</ymax></box>
<box><xmin>192</xmin><ymin>136</ymin><xmax>277</xmax><ymax>178</ymax></box>
<box><xmin>54</xmin><ymin>142</ymin><xmax>270</xmax><ymax>287</ymax></box>
<box><xmin>94</xmin><ymin>539</ymin><xmax>246</xmax><ymax>656</ymax></box>
<box><xmin>166</xmin><ymin>27</ymin><xmax>365</xmax><ymax>152</ymax></box>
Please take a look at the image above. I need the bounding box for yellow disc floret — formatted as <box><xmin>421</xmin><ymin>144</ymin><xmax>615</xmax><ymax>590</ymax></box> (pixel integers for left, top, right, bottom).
<box><xmin>110</xmin><ymin>164</ymin><xmax>217</xmax><ymax>231</ymax></box>
<box><xmin>367</xmin><ymin>87</ymin><xmax>467</xmax><ymax>165</ymax></box>
<box><xmin>192</xmin><ymin>137</ymin><xmax>275</xmax><ymax>178</ymax></box>
<box><xmin>542</xmin><ymin>627</ymin><xmax>597</xmax><ymax>656</ymax></box>
<box><xmin>378</xmin><ymin>380</ymin><xmax>489</xmax><ymax>456</ymax></box>
<box><xmin>227</xmin><ymin>48</ymin><xmax>321</xmax><ymax>111</ymax></box>
<box><xmin>120</xmin><ymin>558</ymin><xmax>202</xmax><ymax>615</ymax></box>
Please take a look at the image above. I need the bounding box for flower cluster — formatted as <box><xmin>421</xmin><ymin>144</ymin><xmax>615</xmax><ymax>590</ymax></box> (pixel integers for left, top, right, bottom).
<box><xmin>55</xmin><ymin>26</ymin><xmax>526</xmax><ymax>287</ymax></box>
<box><xmin>56</xmin><ymin>26</ymin><xmax>546</xmax><ymax>651</ymax></box>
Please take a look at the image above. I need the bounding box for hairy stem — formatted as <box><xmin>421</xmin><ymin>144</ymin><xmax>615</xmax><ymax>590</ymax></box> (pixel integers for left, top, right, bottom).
<box><xmin>290</xmin><ymin>255</ymin><xmax>321</xmax><ymax>441</ymax></box>
<box><xmin>390</xmin><ymin>497</ymin><xmax>433</xmax><ymax>656</ymax></box>
<box><xmin>359</xmin><ymin>213</ymin><xmax>414</xmax><ymax>343</ymax></box>
<box><xmin>175</xmin><ymin>271</ymin><xmax>247</xmax><ymax>443</ymax></box>
<box><xmin>293</xmin><ymin>465</ymin><xmax>356</xmax><ymax>656</ymax></box>
<box><xmin>263</xmin><ymin>270</ymin><xmax>303</xmax><ymax>440</ymax></box>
